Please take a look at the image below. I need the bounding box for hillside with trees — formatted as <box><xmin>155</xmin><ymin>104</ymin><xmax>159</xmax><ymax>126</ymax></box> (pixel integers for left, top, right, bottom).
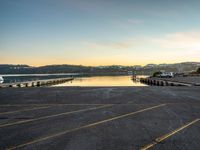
<box><xmin>0</xmin><ymin>62</ymin><xmax>200</xmax><ymax>75</ymax></box>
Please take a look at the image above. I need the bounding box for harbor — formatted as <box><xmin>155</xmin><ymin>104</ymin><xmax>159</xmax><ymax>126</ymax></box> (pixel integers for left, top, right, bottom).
<box><xmin>1</xmin><ymin>74</ymin><xmax>200</xmax><ymax>88</ymax></box>
<box><xmin>0</xmin><ymin>75</ymin><xmax>147</xmax><ymax>88</ymax></box>
<box><xmin>1</xmin><ymin>0</ymin><xmax>200</xmax><ymax>149</ymax></box>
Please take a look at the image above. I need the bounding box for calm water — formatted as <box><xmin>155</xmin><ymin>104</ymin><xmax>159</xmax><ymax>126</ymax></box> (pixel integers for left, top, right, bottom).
<box><xmin>54</xmin><ymin>76</ymin><xmax>147</xmax><ymax>87</ymax></box>
<box><xmin>1</xmin><ymin>74</ymin><xmax>147</xmax><ymax>86</ymax></box>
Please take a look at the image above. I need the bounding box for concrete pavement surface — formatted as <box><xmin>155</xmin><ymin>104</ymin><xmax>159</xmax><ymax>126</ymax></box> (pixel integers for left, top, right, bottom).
<box><xmin>0</xmin><ymin>86</ymin><xmax>199</xmax><ymax>150</ymax></box>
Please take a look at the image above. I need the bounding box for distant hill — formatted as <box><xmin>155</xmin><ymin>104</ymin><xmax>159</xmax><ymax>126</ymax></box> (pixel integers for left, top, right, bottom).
<box><xmin>0</xmin><ymin>62</ymin><xmax>200</xmax><ymax>75</ymax></box>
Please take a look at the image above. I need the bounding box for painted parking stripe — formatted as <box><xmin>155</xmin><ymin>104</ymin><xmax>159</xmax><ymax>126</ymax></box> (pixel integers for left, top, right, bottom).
<box><xmin>0</xmin><ymin>106</ymin><xmax>51</xmax><ymax>115</ymax></box>
<box><xmin>0</xmin><ymin>104</ymin><xmax>113</xmax><ymax>128</ymax></box>
<box><xmin>0</xmin><ymin>102</ymin><xmax>198</xmax><ymax>107</ymax></box>
<box><xmin>140</xmin><ymin>118</ymin><xmax>200</xmax><ymax>150</ymax></box>
<box><xmin>0</xmin><ymin>104</ymin><xmax>107</xmax><ymax>107</ymax></box>
<box><xmin>7</xmin><ymin>104</ymin><xmax>166</xmax><ymax>150</ymax></box>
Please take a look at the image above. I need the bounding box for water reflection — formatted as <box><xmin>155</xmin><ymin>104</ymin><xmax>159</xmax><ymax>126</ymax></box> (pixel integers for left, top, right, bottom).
<box><xmin>55</xmin><ymin>76</ymin><xmax>147</xmax><ymax>87</ymax></box>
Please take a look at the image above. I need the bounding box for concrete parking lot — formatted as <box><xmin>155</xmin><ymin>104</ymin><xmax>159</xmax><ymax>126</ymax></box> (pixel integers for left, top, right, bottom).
<box><xmin>0</xmin><ymin>87</ymin><xmax>199</xmax><ymax>150</ymax></box>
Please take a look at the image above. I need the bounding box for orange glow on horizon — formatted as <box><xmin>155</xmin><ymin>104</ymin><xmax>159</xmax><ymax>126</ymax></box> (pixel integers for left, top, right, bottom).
<box><xmin>1</xmin><ymin>58</ymin><xmax>199</xmax><ymax>67</ymax></box>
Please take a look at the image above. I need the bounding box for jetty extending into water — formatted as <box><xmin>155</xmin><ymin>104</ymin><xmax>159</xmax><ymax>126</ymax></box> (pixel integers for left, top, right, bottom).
<box><xmin>0</xmin><ymin>77</ymin><xmax>74</xmax><ymax>88</ymax></box>
<box><xmin>139</xmin><ymin>76</ymin><xmax>200</xmax><ymax>86</ymax></box>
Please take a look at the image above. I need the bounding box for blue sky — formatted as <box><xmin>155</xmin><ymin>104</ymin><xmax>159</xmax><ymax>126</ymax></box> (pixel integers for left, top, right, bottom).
<box><xmin>1</xmin><ymin>0</ymin><xmax>200</xmax><ymax>66</ymax></box>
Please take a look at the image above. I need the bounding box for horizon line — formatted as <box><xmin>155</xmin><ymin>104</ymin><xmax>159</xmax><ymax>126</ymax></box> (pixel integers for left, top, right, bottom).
<box><xmin>0</xmin><ymin>61</ymin><xmax>200</xmax><ymax>68</ymax></box>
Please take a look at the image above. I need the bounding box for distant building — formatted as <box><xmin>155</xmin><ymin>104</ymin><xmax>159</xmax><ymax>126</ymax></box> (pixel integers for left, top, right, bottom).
<box><xmin>158</xmin><ymin>64</ymin><xmax>169</xmax><ymax>67</ymax></box>
<box><xmin>127</xmin><ymin>71</ymin><xmax>133</xmax><ymax>75</ymax></box>
<box><xmin>133</xmin><ymin>65</ymin><xmax>142</xmax><ymax>70</ymax></box>
<box><xmin>144</xmin><ymin>64</ymin><xmax>157</xmax><ymax>69</ymax></box>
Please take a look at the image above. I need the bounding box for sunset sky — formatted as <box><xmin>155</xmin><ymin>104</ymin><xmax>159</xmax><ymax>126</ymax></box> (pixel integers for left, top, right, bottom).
<box><xmin>1</xmin><ymin>0</ymin><xmax>200</xmax><ymax>66</ymax></box>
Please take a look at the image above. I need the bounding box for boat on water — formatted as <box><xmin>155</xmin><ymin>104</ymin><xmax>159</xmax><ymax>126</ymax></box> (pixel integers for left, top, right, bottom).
<box><xmin>0</xmin><ymin>76</ymin><xmax>4</xmax><ymax>83</ymax></box>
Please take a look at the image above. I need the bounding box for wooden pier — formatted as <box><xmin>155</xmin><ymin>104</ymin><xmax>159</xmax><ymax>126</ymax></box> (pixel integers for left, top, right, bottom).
<box><xmin>0</xmin><ymin>77</ymin><xmax>74</xmax><ymax>88</ymax></box>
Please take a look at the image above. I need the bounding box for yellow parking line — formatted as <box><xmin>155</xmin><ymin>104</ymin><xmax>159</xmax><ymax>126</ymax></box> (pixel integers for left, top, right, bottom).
<box><xmin>0</xmin><ymin>106</ymin><xmax>51</xmax><ymax>115</ymax></box>
<box><xmin>0</xmin><ymin>102</ymin><xmax>199</xmax><ymax>107</ymax></box>
<box><xmin>0</xmin><ymin>104</ymin><xmax>106</xmax><ymax>107</ymax></box>
<box><xmin>141</xmin><ymin>118</ymin><xmax>200</xmax><ymax>150</ymax></box>
<box><xmin>0</xmin><ymin>104</ymin><xmax>113</xmax><ymax>128</ymax></box>
<box><xmin>7</xmin><ymin>104</ymin><xmax>166</xmax><ymax>150</ymax></box>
